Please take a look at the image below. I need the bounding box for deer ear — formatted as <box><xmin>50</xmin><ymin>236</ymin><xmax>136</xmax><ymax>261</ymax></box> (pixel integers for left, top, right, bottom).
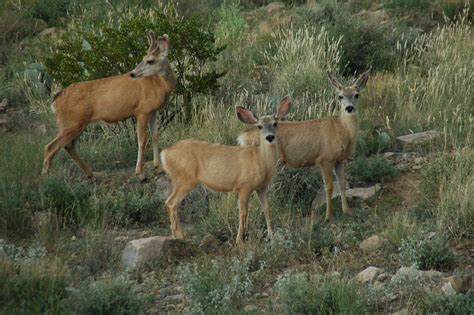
<box><xmin>354</xmin><ymin>68</ymin><xmax>371</xmax><ymax>91</ymax></box>
<box><xmin>146</xmin><ymin>30</ymin><xmax>157</xmax><ymax>53</ymax></box>
<box><xmin>275</xmin><ymin>95</ymin><xmax>291</xmax><ymax>119</ymax></box>
<box><xmin>327</xmin><ymin>71</ymin><xmax>344</xmax><ymax>91</ymax></box>
<box><xmin>236</xmin><ymin>106</ymin><xmax>258</xmax><ymax>124</ymax></box>
<box><xmin>157</xmin><ymin>34</ymin><xmax>169</xmax><ymax>56</ymax></box>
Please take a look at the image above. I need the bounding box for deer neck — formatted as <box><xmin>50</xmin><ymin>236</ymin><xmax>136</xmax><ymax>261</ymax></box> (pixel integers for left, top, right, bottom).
<box><xmin>339</xmin><ymin>111</ymin><xmax>359</xmax><ymax>141</ymax></box>
<box><xmin>159</xmin><ymin>62</ymin><xmax>177</xmax><ymax>93</ymax></box>
<box><xmin>258</xmin><ymin>135</ymin><xmax>279</xmax><ymax>177</ymax></box>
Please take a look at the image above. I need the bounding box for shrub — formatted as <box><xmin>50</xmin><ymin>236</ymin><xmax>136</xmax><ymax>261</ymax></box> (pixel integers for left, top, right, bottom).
<box><xmin>178</xmin><ymin>253</ymin><xmax>254</xmax><ymax>313</ymax></box>
<box><xmin>419</xmin><ymin>151</ymin><xmax>473</xmax><ymax>238</ymax></box>
<box><xmin>384</xmin><ymin>0</ymin><xmax>432</xmax><ymax>12</ymax></box>
<box><xmin>42</xmin><ymin>177</ymin><xmax>93</xmax><ymax>226</ymax></box>
<box><xmin>348</xmin><ymin>156</ymin><xmax>397</xmax><ymax>184</ymax></box>
<box><xmin>419</xmin><ymin>289</ymin><xmax>474</xmax><ymax>314</ymax></box>
<box><xmin>69</xmin><ymin>277</ymin><xmax>147</xmax><ymax>314</ymax></box>
<box><xmin>42</xmin><ymin>4</ymin><xmax>225</xmax><ymax>119</ymax></box>
<box><xmin>275</xmin><ymin>273</ymin><xmax>367</xmax><ymax>314</ymax></box>
<box><xmin>0</xmin><ymin>260</ymin><xmax>67</xmax><ymax>314</ymax></box>
<box><xmin>400</xmin><ymin>234</ymin><xmax>456</xmax><ymax>271</ymax></box>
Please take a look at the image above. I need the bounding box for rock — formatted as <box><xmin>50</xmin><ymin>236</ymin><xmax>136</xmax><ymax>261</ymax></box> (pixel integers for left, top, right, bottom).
<box><xmin>155</xmin><ymin>176</ymin><xmax>172</xmax><ymax>200</ymax></box>
<box><xmin>164</xmin><ymin>293</ymin><xmax>184</xmax><ymax>303</ymax></box>
<box><xmin>392</xmin><ymin>309</ymin><xmax>409</xmax><ymax>315</ymax></box>
<box><xmin>445</xmin><ymin>275</ymin><xmax>473</xmax><ymax>293</ymax></box>
<box><xmin>396</xmin><ymin>130</ymin><xmax>442</xmax><ymax>151</ymax></box>
<box><xmin>359</xmin><ymin>235</ymin><xmax>385</xmax><ymax>251</ymax></box>
<box><xmin>199</xmin><ymin>234</ymin><xmax>221</xmax><ymax>253</ymax></box>
<box><xmin>413</xmin><ymin>157</ymin><xmax>424</xmax><ymax>164</ymax></box>
<box><xmin>265</xmin><ymin>2</ymin><xmax>285</xmax><ymax>15</ymax></box>
<box><xmin>356</xmin><ymin>266</ymin><xmax>383</xmax><ymax>283</ymax></box>
<box><xmin>383</xmin><ymin>152</ymin><xmax>396</xmax><ymax>159</ymax></box>
<box><xmin>441</xmin><ymin>281</ymin><xmax>457</xmax><ymax>296</ymax></box>
<box><xmin>121</xmin><ymin>236</ymin><xmax>188</xmax><ymax>270</ymax></box>
<box><xmin>391</xmin><ymin>267</ymin><xmax>423</xmax><ymax>284</ymax></box>
<box><xmin>377</xmin><ymin>272</ymin><xmax>390</xmax><ymax>282</ymax></box>
<box><xmin>313</xmin><ymin>184</ymin><xmax>381</xmax><ymax>209</ymax></box>
<box><xmin>38</xmin><ymin>27</ymin><xmax>64</xmax><ymax>39</ymax></box>
<box><xmin>243</xmin><ymin>304</ymin><xmax>258</xmax><ymax>312</ymax></box>
<box><xmin>424</xmin><ymin>270</ymin><xmax>444</xmax><ymax>281</ymax></box>
<box><xmin>425</xmin><ymin>231</ymin><xmax>437</xmax><ymax>239</ymax></box>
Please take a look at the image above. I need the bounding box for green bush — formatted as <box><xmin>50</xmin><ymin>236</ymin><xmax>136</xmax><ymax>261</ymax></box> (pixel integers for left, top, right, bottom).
<box><xmin>69</xmin><ymin>277</ymin><xmax>147</xmax><ymax>314</ymax></box>
<box><xmin>275</xmin><ymin>273</ymin><xmax>367</xmax><ymax>314</ymax></box>
<box><xmin>304</xmin><ymin>0</ymin><xmax>412</xmax><ymax>74</ymax></box>
<box><xmin>178</xmin><ymin>253</ymin><xmax>254</xmax><ymax>313</ymax></box>
<box><xmin>400</xmin><ymin>234</ymin><xmax>456</xmax><ymax>271</ymax></box>
<box><xmin>384</xmin><ymin>0</ymin><xmax>432</xmax><ymax>12</ymax></box>
<box><xmin>0</xmin><ymin>262</ymin><xmax>67</xmax><ymax>314</ymax></box>
<box><xmin>419</xmin><ymin>289</ymin><xmax>474</xmax><ymax>314</ymax></box>
<box><xmin>43</xmin><ymin>5</ymin><xmax>224</xmax><ymax>119</ymax></box>
<box><xmin>348</xmin><ymin>156</ymin><xmax>397</xmax><ymax>184</ymax></box>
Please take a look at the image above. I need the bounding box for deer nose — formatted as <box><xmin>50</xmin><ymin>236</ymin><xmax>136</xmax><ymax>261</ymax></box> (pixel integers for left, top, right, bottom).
<box><xmin>345</xmin><ymin>106</ymin><xmax>354</xmax><ymax>113</ymax></box>
<box><xmin>130</xmin><ymin>72</ymin><xmax>136</xmax><ymax>78</ymax></box>
<box><xmin>266</xmin><ymin>135</ymin><xmax>275</xmax><ymax>143</ymax></box>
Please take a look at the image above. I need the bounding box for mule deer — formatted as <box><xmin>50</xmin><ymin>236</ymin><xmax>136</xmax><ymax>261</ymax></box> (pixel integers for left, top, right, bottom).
<box><xmin>42</xmin><ymin>31</ymin><xmax>176</xmax><ymax>179</ymax></box>
<box><xmin>160</xmin><ymin>97</ymin><xmax>291</xmax><ymax>245</ymax></box>
<box><xmin>238</xmin><ymin>70</ymin><xmax>370</xmax><ymax>221</ymax></box>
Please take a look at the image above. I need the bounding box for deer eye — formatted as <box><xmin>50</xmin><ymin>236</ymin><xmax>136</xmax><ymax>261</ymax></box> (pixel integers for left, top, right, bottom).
<box><xmin>146</xmin><ymin>60</ymin><xmax>155</xmax><ymax>65</ymax></box>
<box><xmin>338</xmin><ymin>95</ymin><xmax>344</xmax><ymax>100</ymax></box>
<box><xmin>257</xmin><ymin>125</ymin><xmax>263</xmax><ymax>129</ymax></box>
<box><xmin>273</xmin><ymin>122</ymin><xmax>278</xmax><ymax>127</ymax></box>
<box><xmin>354</xmin><ymin>94</ymin><xmax>359</xmax><ymax>99</ymax></box>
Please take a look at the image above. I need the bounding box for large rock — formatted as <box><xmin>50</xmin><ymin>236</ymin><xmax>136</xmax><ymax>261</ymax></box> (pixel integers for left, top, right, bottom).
<box><xmin>445</xmin><ymin>275</ymin><xmax>473</xmax><ymax>294</ymax></box>
<box><xmin>390</xmin><ymin>267</ymin><xmax>423</xmax><ymax>284</ymax></box>
<box><xmin>359</xmin><ymin>235</ymin><xmax>385</xmax><ymax>252</ymax></box>
<box><xmin>313</xmin><ymin>184</ymin><xmax>381</xmax><ymax>209</ymax></box>
<box><xmin>356</xmin><ymin>266</ymin><xmax>383</xmax><ymax>283</ymax></box>
<box><xmin>121</xmin><ymin>236</ymin><xmax>188</xmax><ymax>270</ymax></box>
<box><xmin>396</xmin><ymin>130</ymin><xmax>442</xmax><ymax>151</ymax></box>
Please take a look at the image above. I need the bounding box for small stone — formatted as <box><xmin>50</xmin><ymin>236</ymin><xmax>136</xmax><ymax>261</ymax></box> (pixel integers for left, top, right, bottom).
<box><xmin>164</xmin><ymin>294</ymin><xmax>184</xmax><ymax>303</ymax></box>
<box><xmin>441</xmin><ymin>282</ymin><xmax>457</xmax><ymax>296</ymax></box>
<box><xmin>383</xmin><ymin>152</ymin><xmax>396</xmax><ymax>159</ymax></box>
<box><xmin>359</xmin><ymin>235</ymin><xmax>385</xmax><ymax>251</ymax></box>
<box><xmin>412</xmin><ymin>165</ymin><xmax>423</xmax><ymax>170</ymax></box>
<box><xmin>392</xmin><ymin>309</ymin><xmax>409</xmax><ymax>315</ymax></box>
<box><xmin>243</xmin><ymin>304</ymin><xmax>258</xmax><ymax>312</ymax></box>
<box><xmin>425</xmin><ymin>231</ymin><xmax>437</xmax><ymax>239</ymax></box>
<box><xmin>445</xmin><ymin>275</ymin><xmax>474</xmax><ymax>293</ymax></box>
<box><xmin>356</xmin><ymin>266</ymin><xmax>383</xmax><ymax>283</ymax></box>
<box><xmin>413</xmin><ymin>157</ymin><xmax>424</xmax><ymax>164</ymax></box>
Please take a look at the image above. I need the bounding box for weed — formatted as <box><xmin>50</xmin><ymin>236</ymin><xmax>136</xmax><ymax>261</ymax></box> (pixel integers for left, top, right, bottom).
<box><xmin>418</xmin><ymin>289</ymin><xmax>474</xmax><ymax>314</ymax></box>
<box><xmin>400</xmin><ymin>234</ymin><xmax>456</xmax><ymax>271</ymax></box>
<box><xmin>348</xmin><ymin>156</ymin><xmax>398</xmax><ymax>184</ymax></box>
<box><xmin>275</xmin><ymin>272</ymin><xmax>367</xmax><ymax>314</ymax></box>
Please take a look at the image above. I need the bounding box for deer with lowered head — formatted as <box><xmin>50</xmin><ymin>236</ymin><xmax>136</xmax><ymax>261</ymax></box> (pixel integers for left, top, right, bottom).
<box><xmin>238</xmin><ymin>70</ymin><xmax>370</xmax><ymax>221</ymax></box>
<box><xmin>42</xmin><ymin>31</ymin><xmax>176</xmax><ymax>179</ymax></box>
<box><xmin>160</xmin><ymin>96</ymin><xmax>292</xmax><ymax>245</ymax></box>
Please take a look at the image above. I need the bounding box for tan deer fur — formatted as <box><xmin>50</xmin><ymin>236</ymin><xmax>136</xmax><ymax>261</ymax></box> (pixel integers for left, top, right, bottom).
<box><xmin>160</xmin><ymin>97</ymin><xmax>292</xmax><ymax>245</ymax></box>
<box><xmin>238</xmin><ymin>71</ymin><xmax>370</xmax><ymax>221</ymax></box>
<box><xmin>42</xmin><ymin>31</ymin><xmax>176</xmax><ymax>179</ymax></box>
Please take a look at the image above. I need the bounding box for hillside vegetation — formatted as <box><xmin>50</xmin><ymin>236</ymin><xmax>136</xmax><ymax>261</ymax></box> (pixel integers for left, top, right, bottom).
<box><xmin>0</xmin><ymin>0</ymin><xmax>473</xmax><ymax>314</ymax></box>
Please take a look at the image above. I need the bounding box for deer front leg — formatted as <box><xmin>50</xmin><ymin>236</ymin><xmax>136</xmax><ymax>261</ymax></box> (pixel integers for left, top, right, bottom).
<box><xmin>321</xmin><ymin>161</ymin><xmax>335</xmax><ymax>222</ymax></box>
<box><xmin>148</xmin><ymin>112</ymin><xmax>161</xmax><ymax>171</ymax></box>
<box><xmin>334</xmin><ymin>161</ymin><xmax>352</xmax><ymax>215</ymax></box>
<box><xmin>135</xmin><ymin>115</ymin><xmax>149</xmax><ymax>179</ymax></box>
<box><xmin>236</xmin><ymin>191</ymin><xmax>251</xmax><ymax>247</ymax></box>
<box><xmin>257</xmin><ymin>188</ymin><xmax>273</xmax><ymax>239</ymax></box>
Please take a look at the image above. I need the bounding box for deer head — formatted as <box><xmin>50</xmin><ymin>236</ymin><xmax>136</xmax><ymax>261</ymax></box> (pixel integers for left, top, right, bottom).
<box><xmin>236</xmin><ymin>96</ymin><xmax>291</xmax><ymax>144</ymax></box>
<box><xmin>328</xmin><ymin>69</ymin><xmax>370</xmax><ymax>114</ymax></box>
<box><xmin>130</xmin><ymin>31</ymin><xmax>170</xmax><ymax>79</ymax></box>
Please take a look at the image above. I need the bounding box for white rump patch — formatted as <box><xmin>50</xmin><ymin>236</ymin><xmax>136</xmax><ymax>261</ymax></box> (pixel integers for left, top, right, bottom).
<box><xmin>50</xmin><ymin>101</ymin><xmax>56</xmax><ymax>113</ymax></box>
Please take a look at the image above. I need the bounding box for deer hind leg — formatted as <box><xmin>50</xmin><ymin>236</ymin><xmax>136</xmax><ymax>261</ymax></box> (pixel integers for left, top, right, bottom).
<box><xmin>320</xmin><ymin>161</ymin><xmax>335</xmax><ymax>222</ymax></box>
<box><xmin>236</xmin><ymin>190</ymin><xmax>251</xmax><ymax>246</ymax></box>
<box><xmin>165</xmin><ymin>182</ymin><xmax>196</xmax><ymax>239</ymax></box>
<box><xmin>148</xmin><ymin>112</ymin><xmax>161</xmax><ymax>171</ymax></box>
<box><xmin>42</xmin><ymin>129</ymin><xmax>81</xmax><ymax>176</ymax></box>
<box><xmin>334</xmin><ymin>161</ymin><xmax>352</xmax><ymax>215</ymax></box>
<box><xmin>135</xmin><ymin>114</ymin><xmax>149</xmax><ymax>179</ymax></box>
<box><xmin>257</xmin><ymin>188</ymin><xmax>273</xmax><ymax>239</ymax></box>
<box><xmin>65</xmin><ymin>138</ymin><xmax>93</xmax><ymax>179</ymax></box>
